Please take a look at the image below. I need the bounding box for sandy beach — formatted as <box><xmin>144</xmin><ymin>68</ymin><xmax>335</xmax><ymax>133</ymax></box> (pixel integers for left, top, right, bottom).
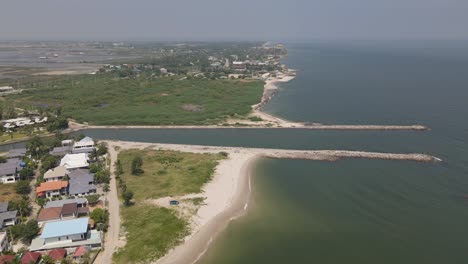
<box><xmin>101</xmin><ymin>140</ymin><xmax>440</xmax><ymax>264</ymax></box>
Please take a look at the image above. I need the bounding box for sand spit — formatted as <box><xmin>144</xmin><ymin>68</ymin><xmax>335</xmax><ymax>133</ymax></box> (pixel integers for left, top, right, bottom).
<box><xmin>103</xmin><ymin>140</ymin><xmax>439</xmax><ymax>264</ymax></box>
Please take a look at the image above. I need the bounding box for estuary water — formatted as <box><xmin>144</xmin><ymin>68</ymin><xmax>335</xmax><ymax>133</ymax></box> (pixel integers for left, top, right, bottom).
<box><xmin>6</xmin><ymin>42</ymin><xmax>467</xmax><ymax>263</ymax></box>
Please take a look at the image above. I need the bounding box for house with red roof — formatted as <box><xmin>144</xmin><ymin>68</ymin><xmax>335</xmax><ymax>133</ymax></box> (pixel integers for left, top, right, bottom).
<box><xmin>73</xmin><ymin>245</ymin><xmax>89</xmax><ymax>261</ymax></box>
<box><xmin>21</xmin><ymin>251</ymin><xmax>41</xmax><ymax>264</ymax></box>
<box><xmin>48</xmin><ymin>248</ymin><xmax>67</xmax><ymax>262</ymax></box>
<box><xmin>36</xmin><ymin>181</ymin><xmax>68</xmax><ymax>198</ymax></box>
<box><xmin>0</xmin><ymin>255</ymin><xmax>15</xmax><ymax>264</ymax></box>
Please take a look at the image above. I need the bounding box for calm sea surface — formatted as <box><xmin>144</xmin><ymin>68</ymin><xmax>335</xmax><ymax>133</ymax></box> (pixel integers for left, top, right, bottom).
<box><xmin>5</xmin><ymin>42</ymin><xmax>468</xmax><ymax>263</ymax></box>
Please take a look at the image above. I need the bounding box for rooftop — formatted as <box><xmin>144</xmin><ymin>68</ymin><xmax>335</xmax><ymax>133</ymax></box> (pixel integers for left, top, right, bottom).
<box><xmin>60</xmin><ymin>153</ymin><xmax>89</xmax><ymax>169</ymax></box>
<box><xmin>37</xmin><ymin>207</ymin><xmax>61</xmax><ymax>222</ymax></box>
<box><xmin>0</xmin><ymin>158</ymin><xmax>22</xmax><ymax>176</ymax></box>
<box><xmin>0</xmin><ymin>210</ymin><xmax>17</xmax><ymax>225</ymax></box>
<box><xmin>43</xmin><ymin>166</ymin><xmax>69</xmax><ymax>179</ymax></box>
<box><xmin>61</xmin><ymin>203</ymin><xmax>78</xmax><ymax>216</ymax></box>
<box><xmin>48</xmin><ymin>248</ymin><xmax>67</xmax><ymax>261</ymax></box>
<box><xmin>69</xmin><ymin>172</ymin><xmax>96</xmax><ymax>195</ymax></box>
<box><xmin>50</xmin><ymin>146</ymin><xmax>72</xmax><ymax>156</ymax></box>
<box><xmin>36</xmin><ymin>181</ymin><xmax>68</xmax><ymax>194</ymax></box>
<box><xmin>40</xmin><ymin>217</ymin><xmax>89</xmax><ymax>239</ymax></box>
<box><xmin>6</xmin><ymin>148</ymin><xmax>26</xmax><ymax>158</ymax></box>
<box><xmin>44</xmin><ymin>197</ymin><xmax>87</xmax><ymax>208</ymax></box>
<box><xmin>0</xmin><ymin>202</ymin><xmax>8</xmax><ymax>213</ymax></box>
<box><xmin>21</xmin><ymin>252</ymin><xmax>41</xmax><ymax>264</ymax></box>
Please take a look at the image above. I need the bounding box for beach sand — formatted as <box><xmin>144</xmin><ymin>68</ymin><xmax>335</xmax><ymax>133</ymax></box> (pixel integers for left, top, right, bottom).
<box><xmin>103</xmin><ymin>140</ymin><xmax>439</xmax><ymax>264</ymax></box>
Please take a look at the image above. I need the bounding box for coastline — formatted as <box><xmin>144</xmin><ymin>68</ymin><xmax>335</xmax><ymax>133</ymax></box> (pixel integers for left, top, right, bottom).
<box><xmin>65</xmin><ymin>71</ymin><xmax>429</xmax><ymax>131</ymax></box>
<box><xmin>101</xmin><ymin>140</ymin><xmax>440</xmax><ymax>264</ymax></box>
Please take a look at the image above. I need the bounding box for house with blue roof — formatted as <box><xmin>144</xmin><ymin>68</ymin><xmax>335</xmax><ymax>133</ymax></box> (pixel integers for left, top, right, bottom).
<box><xmin>29</xmin><ymin>217</ymin><xmax>102</xmax><ymax>251</ymax></box>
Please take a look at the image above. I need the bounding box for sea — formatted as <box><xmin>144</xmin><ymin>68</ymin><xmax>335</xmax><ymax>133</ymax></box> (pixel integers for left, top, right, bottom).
<box><xmin>3</xmin><ymin>41</ymin><xmax>468</xmax><ymax>263</ymax></box>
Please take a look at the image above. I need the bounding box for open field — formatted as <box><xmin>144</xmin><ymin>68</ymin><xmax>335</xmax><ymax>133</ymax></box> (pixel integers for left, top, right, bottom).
<box><xmin>118</xmin><ymin>149</ymin><xmax>224</xmax><ymax>201</ymax></box>
<box><xmin>6</xmin><ymin>74</ymin><xmax>264</xmax><ymax>125</ymax></box>
<box><xmin>0</xmin><ymin>183</ymin><xmax>19</xmax><ymax>202</ymax></box>
<box><xmin>113</xmin><ymin>149</ymin><xmax>224</xmax><ymax>263</ymax></box>
<box><xmin>113</xmin><ymin>204</ymin><xmax>190</xmax><ymax>264</ymax></box>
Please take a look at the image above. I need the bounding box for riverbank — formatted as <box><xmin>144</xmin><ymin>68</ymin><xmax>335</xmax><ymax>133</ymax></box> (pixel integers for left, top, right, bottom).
<box><xmin>102</xmin><ymin>140</ymin><xmax>440</xmax><ymax>264</ymax></box>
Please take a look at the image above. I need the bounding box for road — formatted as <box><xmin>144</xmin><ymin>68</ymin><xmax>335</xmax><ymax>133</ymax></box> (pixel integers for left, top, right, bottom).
<box><xmin>94</xmin><ymin>144</ymin><xmax>120</xmax><ymax>264</ymax></box>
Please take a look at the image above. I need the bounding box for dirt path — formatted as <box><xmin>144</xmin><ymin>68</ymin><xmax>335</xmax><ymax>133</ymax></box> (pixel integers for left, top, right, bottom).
<box><xmin>94</xmin><ymin>144</ymin><xmax>121</xmax><ymax>264</ymax></box>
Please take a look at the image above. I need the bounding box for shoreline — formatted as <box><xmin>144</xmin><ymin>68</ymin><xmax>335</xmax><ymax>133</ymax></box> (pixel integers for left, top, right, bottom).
<box><xmin>66</xmin><ymin>71</ymin><xmax>429</xmax><ymax>131</ymax></box>
<box><xmin>102</xmin><ymin>140</ymin><xmax>440</xmax><ymax>264</ymax></box>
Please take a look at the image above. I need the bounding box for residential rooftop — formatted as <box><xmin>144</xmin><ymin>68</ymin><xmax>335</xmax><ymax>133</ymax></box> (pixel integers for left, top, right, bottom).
<box><xmin>44</xmin><ymin>197</ymin><xmax>87</xmax><ymax>208</ymax></box>
<box><xmin>40</xmin><ymin>217</ymin><xmax>89</xmax><ymax>239</ymax></box>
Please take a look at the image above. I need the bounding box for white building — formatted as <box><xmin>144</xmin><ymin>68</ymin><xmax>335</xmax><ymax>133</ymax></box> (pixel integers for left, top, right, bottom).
<box><xmin>60</xmin><ymin>153</ymin><xmax>89</xmax><ymax>170</ymax></box>
<box><xmin>72</xmin><ymin>137</ymin><xmax>95</xmax><ymax>154</ymax></box>
<box><xmin>30</xmin><ymin>217</ymin><xmax>102</xmax><ymax>251</ymax></box>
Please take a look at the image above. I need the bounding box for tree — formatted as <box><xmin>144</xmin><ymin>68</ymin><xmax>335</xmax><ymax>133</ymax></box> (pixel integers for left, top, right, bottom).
<box><xmin>95</xmin><ymin>169</ymin><xmax>110</xmax><ymax>184</ymax></box>
<box><xmin>87</xmin><ymin>194</ymin><xmax>100</xmax><ymax>206</ymax></box>
<box><xmin>19</xmin><ymin>167</ymin><xmax>34</xmax><ymax>180</ymax></box>
<box><xmin>42</xmin><ymin>255</ymin><xmax>54</xmax><ymax>264</ymax></box>
<box><xmin>9</xmin><ymin>196</ymin><xmax>32</xmax><ymax>217</ymax></box>
<box><xmin>26</xmin><ymin>136</ymin><xmax>47</xmax><ymax>160</ymax></box>
<box><xmin>123</xmin><ymin>190</ymin><xmax>133</xmax><ymax>206</ymax></box>
<box><xmin>41</xmin><ymin>155</ymin><xmax>59</xmax><ymax>173</ymax></box>
<box><xmin>90</xmin><ymin>208</ymin><xmax>109</xmax><ymax>231</ymax></box>
<box><xmin>15</xmin><ymin>180</ymin><xmax>31</xmax><ymax>195</ymax></box>
<box><xmin>0</xmin><ymin>156</ymin><xmax>7</xmax><ymax>163</ymax></box>
<box><xmin>18</xmin><ymin>219</ymin><xmax>39</xmax><ymax>244</ymax></box>
<box><xmin>131</xmin><ymin>156</ymin><xmax>144</xmax><ymax>175</ymax></box>
<box><xmin>89</xmin><ymin>163</ymin><xmax>101</xmax><ymax>174</ymax></box>
<box><xmin>114</xmin><ymin>159</ymin><xmax>123</xmax><ymax>177</ymax></box>
<box><xmin>96</xmin><ymin>143</ymin><xmax>108</xmax><ymax>156</ymax></box>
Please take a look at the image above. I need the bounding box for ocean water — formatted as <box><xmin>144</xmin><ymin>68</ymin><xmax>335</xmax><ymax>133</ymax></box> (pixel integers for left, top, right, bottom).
<box><xmin>196</xmin><ymin>42</ymin><xmax>468</xmax><ymax>264</ymax></box>
<box><xmin>4</xmin><ymin>42</ymin><xmax>465</xmax><ymax>263</ymax></box>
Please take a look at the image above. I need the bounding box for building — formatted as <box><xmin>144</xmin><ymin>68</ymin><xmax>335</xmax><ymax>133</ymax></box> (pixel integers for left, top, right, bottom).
<box><xmin>50</xmin><ymin>146</ymin><xmax>72</xmax><ymax>156</ymax></box>
<box><xmin>0</xmin><ymin>202</ymin><xmax>8</xmax><ymax>213</ymax></box>
<box><xmin>6</xmin><ymin>148</ymin><xmax>27</xmax><ymax>158</ymax></box>
<box><xmin>21</xmin><ymin>251</ymin><xmax>41</xmax><ymax>264</ymax></box>
<box><xmin>69</xmin><ymin>170</ymin><xmax>96</xmax><ymax>196</ymax></box>
<box><xmin>0</xmin><ymin>158</ymin><xmax>24</xmax><ymax>183</ymax></box>
<box><xmin>29</xmin><ymin>218</ymin><xmax>102</xmax><ymax>251</ymax></box>
<box><xmin>231</xmin><ymin>61</ymin><xmax>247</xmax><ymax>70</ymax></box>
<box><xmin>43</xmin><ymin>166</ymin><xmax>69</xmax><ymax>182</ymax></box>
<box><xmin>48</xmin><ymin>248</ymin><xmax>67</xmax><ymax>263</ymax></box>
<box><xmin>60</xmin><ymin>153</ymin><xmax>89</xmax><ymax>170</ymax></box>
<box><xmin>38</xmin><ymin>203</ymin><xmax>89</xmax><ymax>225</ymax></box>
<box><xmin>0</xmin><ymin>232</ymin><xmax>10</xmax><ymax>252</ymax></box>
<box><xmin>37</xmin><ymin>207</ymin><xmax>62</xmax><ymax>225</ymax></box>
<box><xmin>0</xmin><ymin>255</ymin><xmax>15</xmax><ymax>264</ymax></box>
<box><xmin>0</xmin><ymin>210</ymin><xmax>18</xmax><ymax>228</ymax></box>
<box><xmin>72</xmin><ymin>137</ymin><xmax>95</xmax><ymax>154</ymax></box>
<box><xmin>73</xmin><ymin>245</ymin><xmax>90</xmax><ymax>261</ymax></box>
<box><xmin>36</xmin><ymin>181</ymin><xmax>68</xmax><ymax>198</ymax></box>
<box><xmin>44</xmin><ymin>198</ymin><xmax>87</xmax><ymax>209</ymax></box>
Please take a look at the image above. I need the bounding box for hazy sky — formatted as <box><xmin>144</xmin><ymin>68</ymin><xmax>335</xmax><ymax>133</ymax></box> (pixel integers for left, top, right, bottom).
<box><xmin>1</xmin><ymin>0</ymin><xmax>467</xmax><ymax>41</ymax></box>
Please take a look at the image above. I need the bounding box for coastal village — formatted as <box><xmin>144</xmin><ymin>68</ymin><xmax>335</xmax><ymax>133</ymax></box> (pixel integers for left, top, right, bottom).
<box><xmin>0</xmin><ymin>135</ymin><xmax>108</xmax><ymax>263</ymax></box>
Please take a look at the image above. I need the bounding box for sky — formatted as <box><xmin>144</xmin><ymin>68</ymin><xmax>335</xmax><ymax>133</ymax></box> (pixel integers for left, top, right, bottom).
<box><xmin>1</xmin><ymin>0</ymin><xmax>467</xmax><ymax>41</ymax></box>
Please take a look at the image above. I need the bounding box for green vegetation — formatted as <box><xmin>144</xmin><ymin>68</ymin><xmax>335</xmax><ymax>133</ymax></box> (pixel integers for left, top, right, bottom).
<box><xmin>90</xmin><ymin>208</ymin><xmax>109</xmax><ymax>231</ymax></box>
<box><xmin>117</xmin><ymin>149</ymin><xmax>223</xmax><ymax>200</ymax></box>
<box><xmin>7</xmin><ymin>74</ymin><xmax>264</xmax><ymax>125</ymax></box>
<box><xmin>8</xmin><ymin>219</ymin><xmax>39</xmax><ymax>244</ymax></box>
<box><xmin>114</xmin><ymin>149</ymin><xmax>223</xmax><ymax>263</ymax></box>
<box><xmin>113</xmin><ymin>205</ymin><xmax>189</xmax><ymax>264</ymax></box>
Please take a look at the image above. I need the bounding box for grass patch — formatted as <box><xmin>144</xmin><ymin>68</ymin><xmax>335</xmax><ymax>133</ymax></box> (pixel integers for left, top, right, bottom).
<box><xmin>7</xmin><ymin>74</ymin><xmax>264</xmax><ymax>125</ymax></box>
<box><xmin>113</xmin><ymin>204</ymin><xmax>189</xmax><ymax>264</ymax></box>
<box><xmin>114</xmin><ymin>149</ymin><xmax>223</xmax><ymax>263</ymax></box>
<box><xmin>118</xmin><ymin>149</ymin><xmax>224</xmax><ymax>201</ymax></box>
<box><xmin>0</xmin><ymin>183</ymin><xmax>19</xmax><ymax>202</ymax></box>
